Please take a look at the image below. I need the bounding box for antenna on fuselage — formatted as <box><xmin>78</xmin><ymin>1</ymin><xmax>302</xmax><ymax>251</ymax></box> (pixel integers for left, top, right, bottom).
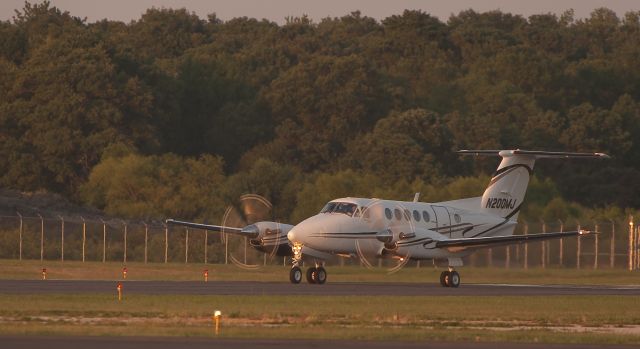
<box><xmin>413</xmin><ymin>192</ymin><xmax>420</xmax><ymax>202</ymax></box>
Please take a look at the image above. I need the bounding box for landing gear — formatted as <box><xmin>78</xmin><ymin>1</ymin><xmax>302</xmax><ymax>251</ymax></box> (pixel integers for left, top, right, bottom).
<box><xmin>315</xmin><ymin>266</ymin><xmax>327</xmax><ymax>284</ymax></box>
<box><xmin>306</xmin><ymin>267</ymin><xmax>316</xmax><ymax>284</ymax></box>
<box><xmin>290</xmin><ymin>266</ymin><xmax>302</xmax><ymax>284</ymax></box>
<box><xmin>439</xmin><ymin>271</ymin><xmax>448</xmax><ymax>287</ymax></box>
<box><xmin>439</xmin><ymin>268</ymin><xmax>461</xmax><ymax>288</ymax></box>
<box><xmin>305</xmin><ymin>265</ymin><xmax>327</xmax><ymax>284</ymax></box>
<box><xmin>289</xmin><ymin>242</ymin><xmax>303</xmax><ymax>284</ymax></box>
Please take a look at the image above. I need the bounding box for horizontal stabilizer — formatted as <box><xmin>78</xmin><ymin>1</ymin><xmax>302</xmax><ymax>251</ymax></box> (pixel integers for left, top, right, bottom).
<box><xmin>457</xmin><ymin>149</ymin><xmax>610</xmax><ymax>159</ymax></box>
<box><xmin>436</xmin><ymin>230</ymin><xmax>592</xmax><ymax>251</ymax></box>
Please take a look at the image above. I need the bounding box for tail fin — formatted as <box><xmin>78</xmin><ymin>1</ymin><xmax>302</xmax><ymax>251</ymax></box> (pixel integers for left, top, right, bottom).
<box><xmin>458</xmin><ymin>150</ymin><xmax>609</xmax><ymax>220</ymax></box>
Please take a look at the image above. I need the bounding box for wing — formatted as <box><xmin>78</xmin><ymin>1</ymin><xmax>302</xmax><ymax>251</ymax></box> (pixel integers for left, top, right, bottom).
<box><xmin>436</xmin><ymin>230</ymin><xmax>592</xmax><ymax>252</ymax></box>
<box><xmin>165</xmin><ymin>219</ymin><xmax>244</xmax><ymax>234</ymax></box>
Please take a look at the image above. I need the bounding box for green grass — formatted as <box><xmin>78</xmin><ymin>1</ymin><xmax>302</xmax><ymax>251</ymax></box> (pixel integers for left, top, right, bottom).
<box><xmin>0</xmin><ymin>294</ymin><xmax>638</xmax><ymax>344</ymax></box>
<box><xmin>1</xmin><ymin>259</ymin><xmax>639</xmax><ymax>285</ymax></box>
<box><xmin>1</xmin><ymin>259</ymin><xmax>640</xmax><ymax>344</ymax></box>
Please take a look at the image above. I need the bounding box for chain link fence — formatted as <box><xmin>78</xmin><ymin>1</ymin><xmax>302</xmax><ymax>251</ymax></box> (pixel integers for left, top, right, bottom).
<box><xmin>1</xmin><ymin>213</ymin><xmax>639</xmax><ymax>269</ymax></box>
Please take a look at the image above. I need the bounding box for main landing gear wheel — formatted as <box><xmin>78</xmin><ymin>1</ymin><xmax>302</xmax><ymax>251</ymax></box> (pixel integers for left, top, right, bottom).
<box><xmin>306</xmin><ymin>267</ymin><xmax>317</xmax><ymax>284</ymax></box>
<box><xmin>315</xmin><ymin>267</ymin><xmax>327</xmax><ymax>284</ymax></box>
<box><xmin>439</xmin><ymin>271</ymin><xmax>449</xmax><ymax>287</ymax></box>
<box><xmin>439</xmin><ymin>270</ymin><xmax>461</xmax><ymax>288</ymax></box>
<box><xmin>448</xmin><ymin>271</ymin><xmax>460</xmax><ymax>288</ymax></box>
<box><xmin>290</xmin><ymin>266</ymin><xmax>302</xmax><ymax>284</ymax></box>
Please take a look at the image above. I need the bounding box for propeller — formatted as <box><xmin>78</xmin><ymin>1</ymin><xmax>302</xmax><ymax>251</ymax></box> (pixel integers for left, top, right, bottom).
<box><xmin>222</xmin><ymin>194</ymin><xmax>287</xmax><ymax>270</ymax></box>
<box><xmin>355</xmin><ymin>200</ymin><xmax>413</xmax><ymax>274</ymax></box>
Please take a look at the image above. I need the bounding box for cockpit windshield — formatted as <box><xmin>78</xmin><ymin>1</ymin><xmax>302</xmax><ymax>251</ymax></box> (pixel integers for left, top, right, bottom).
<box><xmin>320</xmin><ymin>202</ymin><xmax>358</xmax><ymax>217</ymax></box>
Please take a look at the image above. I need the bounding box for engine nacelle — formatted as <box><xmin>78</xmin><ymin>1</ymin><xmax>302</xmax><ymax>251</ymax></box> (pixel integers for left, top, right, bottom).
<box><xmin>245</xmin><ymin>221</ymin><xmax>294</xmax><ymax>257</ymax></box>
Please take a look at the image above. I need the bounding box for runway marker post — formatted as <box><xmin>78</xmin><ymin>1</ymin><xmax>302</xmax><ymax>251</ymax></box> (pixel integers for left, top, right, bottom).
<box><xmin>122</xmin><ymin>267</ymin><xmax>128</xmax><ymax>279</ymax></box>
<box><xmin>41</xmin><ymin>268</ymin><xmax>47</xmax><ymax>280</ymax></box>
<box><xmin>213</xmin><ymin>310</ymin><xmax>221</xmax><ymax>335</ymax></box>
<box><xmin>203</xmin><ymin>269</ymin><xmax>209</xmax><ymax>282</ymax></box>
<box><xmin>117</xmin><ymin>282</ymin><xmax>123</xmax><ymax>301</ymax></box>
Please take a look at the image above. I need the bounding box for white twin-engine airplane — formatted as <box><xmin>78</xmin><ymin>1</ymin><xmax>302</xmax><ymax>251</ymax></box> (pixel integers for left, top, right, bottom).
<box><xmin>167</xmin><ymin>150</ymin><xmax>609</xmax><ymax>288</ymax></box>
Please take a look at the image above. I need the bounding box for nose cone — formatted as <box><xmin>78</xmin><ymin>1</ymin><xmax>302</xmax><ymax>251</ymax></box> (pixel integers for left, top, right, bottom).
<box><xmin>240</xmin><ymin>224</ymin><xmax>260</xmax><ymax>238</ymax></box>
<box><xmin>288</xmin><ymin>214</ymin><xmax>326</xmax><ymax>244</ymax></box>
<box><xmin>287</xmin><ymin>229</ymin><xmax>297</xmax><ymax>242</ymax></box>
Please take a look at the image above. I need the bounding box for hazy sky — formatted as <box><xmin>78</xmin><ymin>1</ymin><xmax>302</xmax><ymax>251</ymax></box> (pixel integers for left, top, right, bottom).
<box><xmin>2</xmin><ymin>0</ymin><xmax>638</xmax><ymax>24</ymax></box>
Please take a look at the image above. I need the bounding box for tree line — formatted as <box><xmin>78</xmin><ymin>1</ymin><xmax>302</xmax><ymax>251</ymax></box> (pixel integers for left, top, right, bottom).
<box><xmin>1</xmin><ymin>2</ymin><xmax>639</xmax><ymax>224</ymax></box>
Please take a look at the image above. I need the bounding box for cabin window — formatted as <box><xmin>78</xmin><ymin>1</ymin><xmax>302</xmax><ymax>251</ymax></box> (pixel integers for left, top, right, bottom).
<box><xmin>394</xmin><ymin>208</ymin><xmax>402</xmax><ymax>221</ymax></box>
<box><xmin>422</xmin><ymin>210</ymin><xmax>431</xmax><ymax>222</ymax></box>
<box><xmin>454</xmin><ymin>213</ymin><xmax>461</xmax><ymax>223</ymax></box>
<box><xmin>413</xmin><ymin>210</ymin><xmax>421</xmax><ymax>222</ymax></box>
<box><xmin>385</xmin><ymin>208</ymin><xmax>393</xmax><ymax>220</ymax></box>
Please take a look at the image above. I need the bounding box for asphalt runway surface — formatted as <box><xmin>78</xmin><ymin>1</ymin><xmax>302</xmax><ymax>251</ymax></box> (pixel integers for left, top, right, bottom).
<box><xmin>1</xmin><ymin>336</ymin><xmax>639</xmax><ymax>349</ymax></box>
<box><xmin>1</xmin><ymin>279</ymin><xmax>639</xmax><ymax>296</ymax></box>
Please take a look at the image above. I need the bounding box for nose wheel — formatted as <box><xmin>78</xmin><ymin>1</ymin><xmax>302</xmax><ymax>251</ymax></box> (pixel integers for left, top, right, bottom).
<box><xmin>439</xmin><ymin>269</ymin><xmax>460</xmax><ymax>288</ymax></box>
<box><xmin>290</xmin><ymin>266</ymin><xmax>302</xmax><ymax>284</ymax></box>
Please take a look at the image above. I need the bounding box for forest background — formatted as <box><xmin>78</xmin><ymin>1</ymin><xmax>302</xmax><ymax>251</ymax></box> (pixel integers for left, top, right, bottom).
<box><xmin>1</xmin><ymin>1</ymin><xmax>640</xmax><ymax>226</ymax></box>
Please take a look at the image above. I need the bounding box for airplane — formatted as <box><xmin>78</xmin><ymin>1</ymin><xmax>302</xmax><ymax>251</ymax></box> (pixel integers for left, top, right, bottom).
<box><xmin>167</xmin><ymin>149</ymin><xmax>609</xmax><ymax>288</ymax></box>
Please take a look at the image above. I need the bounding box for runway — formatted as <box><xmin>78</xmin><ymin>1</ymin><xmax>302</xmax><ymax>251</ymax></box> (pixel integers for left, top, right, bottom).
<box><xmin>1</xmin><ymin>336</ymin><xmax>638</xmax><ymax>349</ymax></box>
<box><xmin>0</xmin><ymin>279</ymin><xmax>639</xmax><ymax>296</ymax></box>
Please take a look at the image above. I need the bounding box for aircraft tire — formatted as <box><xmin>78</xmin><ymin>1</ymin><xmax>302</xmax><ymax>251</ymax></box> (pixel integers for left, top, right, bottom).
<box><xmin>439</xmin><ymin>271</ymin><xmax>450</xmax><ymax>287</ymax></box>
<box><xmin>315</xmin><ymin>267</ymin><xmax>327</xmax><ymax>284</ymax></box>
<box><xmin>290</xmin><ymin>266</ymin><xmax>302</xmax><ymax>284</ymax></box>
<box><xmin>448</xmin><ymin>271</ymin><xmax>460</xmax><ymax>288</ymax></box>
<box><xmin>306</xmin><ymin>267</ymin><xmax>317</xmax><ymax>284</ymax></box>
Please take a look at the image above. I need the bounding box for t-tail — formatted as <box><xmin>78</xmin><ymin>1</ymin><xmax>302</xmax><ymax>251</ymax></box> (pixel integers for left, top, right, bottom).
<box><xmin>458</xmin><ymin>150</ymin><xmax>610</xmax><ymax>221</ymax></box>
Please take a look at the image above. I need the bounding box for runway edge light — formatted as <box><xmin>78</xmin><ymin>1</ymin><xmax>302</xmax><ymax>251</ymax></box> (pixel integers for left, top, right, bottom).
<box><xmin>117</xmin><ymin>282</ymin><xmax>123</xmax><ymax>301</ymax></box>
<box><xmin>213</xmin><ymin>310</ymin><xmax>222</xmax><ymax>335</ymax></box>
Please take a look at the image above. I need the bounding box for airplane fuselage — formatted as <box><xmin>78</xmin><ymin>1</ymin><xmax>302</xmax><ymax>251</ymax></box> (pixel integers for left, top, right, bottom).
<box><xmin>287</xmin><ymin>197</ymin><xmax>515</xmax><ymax>261</ymax></box>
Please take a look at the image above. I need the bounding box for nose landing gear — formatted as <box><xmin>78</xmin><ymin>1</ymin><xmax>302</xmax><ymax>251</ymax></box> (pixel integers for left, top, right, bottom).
<box><xmin>289</xmin><ymin>242</ymin><xmax>303</xmax><ymax>284</ymax></box>
<box><xmin>439</xmin><ymin>267</ymin><xmax>460</xmax><ymax>288</ymax></box>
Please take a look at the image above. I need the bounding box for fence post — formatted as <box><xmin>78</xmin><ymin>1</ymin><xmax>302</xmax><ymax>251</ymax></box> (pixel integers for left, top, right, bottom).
<box><xmin>558</xmin><ymin>219</ymin><xmax>564</xmax><ymax>267</ymax></box>
<box><xmin>58</xmin><ymin>215</ymin><xmax>64</xmax><ymax>262</ymax></box>
<box><xmin>636</xmin><ymin>225</ymin><xmax>640</xmax><ymax>269</ymax></box>
<box><xmin>38</xmin><ymin>214</ymin><xmax>44</xmax><ymax>262</ymax></box>
<box><xmin>204</xmin><ymin>229</ymin><xmax>208</xmax><ymax>264</ymax></box>
<box><xmin>185</xmin><ymin>228</ymin><xmax>189</xmax><ymax>264</ymax></box>
<box><xmin>505</xmin><ymin>245</ymin><xmax>510</xmax><ymax>268</ymax></box>
<box><xmin>633</xmin><ymin>226</ymin><xmax>640</xmax><ymax>269</ymax></box>
<box><xmin>610</xmin><ymin>220</ymin><xmax>615</xmax><ymax>268</ymax></box>
<box><xmin>594</xmin><ymin>222</ymin><xmax>599</xmax><ymax>269</ymax></box>
<box><xmin>122</xmin><ymin>220</ymin><xmax>127</xmax><ymax>264</ymax></box>
<box><xmin>524</xmin><ymin>223</ymin><xmax>528</xmax><ymax>270</ymax></box>
<box><xmin>487</xmin><ymin>248</ymin><xmax>493</xmax><ymax>267</ymax></box>
<box><xmin>100</xmin><ymin>219</ymin><xmax>106</xmax><ymax>263</ymax></box>
<box><xmin>576</xmin><ymin>223</ymin><xmax>581</xmax><ymax>269</ymax></box>
<box><xmin>541</xmin><ymin>220</ymin><xmax>546</xmax><ymax>269</ymax></box>
<box><xmin>81</xmin><ymin>217</ymin><xmax>86</xmax><ymax>263</ymax></box>
<box><xmin>629</xmin><ymin>216</ymin><xmax>634</xmax><ymax>271</ymax></box>
<box><xmin>164</xmin><ymin>224</ymin><xmax>168</xmax><ymax>264</ymax></box>
<box><xmin>224</xmin><ymin>232</ymin><xmax>228</xmax><ymax>265</ymax></box>
<box><xmin>144</xmin><ymin>223</ymin><xmax>148</xmax><ymax>264</ymax></box>
<box><xmin>17</xmin><ymin>212</ymin><xmax>22</xmax><ymax>261</ymax></box>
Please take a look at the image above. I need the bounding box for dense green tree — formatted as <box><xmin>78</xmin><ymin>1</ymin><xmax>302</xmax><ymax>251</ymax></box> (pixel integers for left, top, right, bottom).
<box><xmin>2</xmin><ymin>1</ymin><xmax>640</xmax><ymax>213</ymax></box>
<box><xmin>81</xmin><ymin>150</ymin><xmax>227</xmax><ymax>219</ymax></box>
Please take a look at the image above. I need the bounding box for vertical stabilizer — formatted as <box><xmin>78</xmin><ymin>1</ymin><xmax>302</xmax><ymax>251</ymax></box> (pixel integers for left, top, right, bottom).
<box><xmin>458</xmin><ymin>150</ymin><xmax>609</xmax><ymax>221</ymax></box>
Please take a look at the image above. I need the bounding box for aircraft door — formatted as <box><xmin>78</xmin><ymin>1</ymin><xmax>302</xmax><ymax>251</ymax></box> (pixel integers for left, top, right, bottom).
<box><xmin>431</xmin><ymin>205</ymin><xmax>451</xmax><ymax>236</ymax></box>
